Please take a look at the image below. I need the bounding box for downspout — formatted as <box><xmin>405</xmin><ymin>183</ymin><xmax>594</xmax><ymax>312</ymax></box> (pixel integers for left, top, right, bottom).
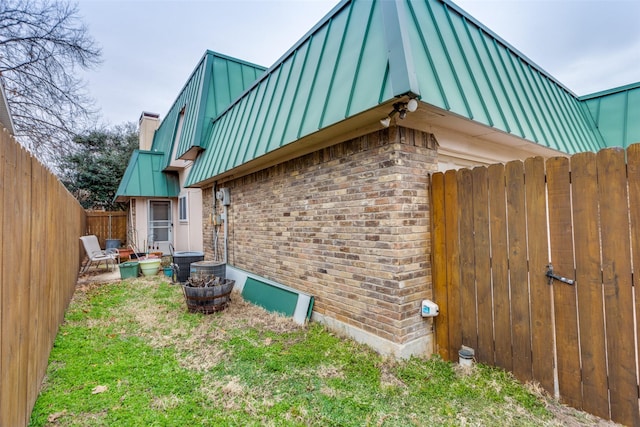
<box><xmin>129</xmin><ymin>199</ymin><xmax>135</xmax><ymax>247</ymax></box>
<box><xmin>213</xmin><ymin>185</ymin><xmax>219</xmax><ymax>261</ymax></box>
<box><xmin>214</xmin><ymin>186</ymin><xmax>230</xmax><ymax>264</ymax></box>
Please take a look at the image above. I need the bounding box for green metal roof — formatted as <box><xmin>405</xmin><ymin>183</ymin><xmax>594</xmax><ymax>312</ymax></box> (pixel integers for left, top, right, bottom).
<box><xmin>580</xmin><ymin>82</ymin><xmax>640</xmax><ymax>148</ymax></box>
<box><xmin>114</xmin><ymin>150</ymin><xmax>180</xmax><ymax>202</ymax></box>
<box><xmin>405</xmin><ymin>0</ymin><xmax>604</xmax><ymax>154</ymax></box>
<box><xmin>151</xmin><ymin>51</ymin><xmax>266</xmax><ymax>163</ymax></box>
<box><xmin>186</xmin><ymin>0</ymin><xmax>610</xmax><ymax>186</ymax></box>
<box><xmin>186</xmin><ymin>0</ymin><xmax>394</xmax><ymax>186</ymax></box>
<box><xmin>115</xmin><ymin>51</ymin><xmax>265</xmax><ymax>201</ymax></box>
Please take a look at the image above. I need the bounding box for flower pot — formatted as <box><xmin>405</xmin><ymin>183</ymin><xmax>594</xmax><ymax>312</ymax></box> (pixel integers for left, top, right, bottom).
<box><xmin>182</xmin><ymin>278</ymin><xmax>235</xmax><ymax>314</ymax></box>
<box><xmin>138</xmin><ymin>259</ymin><xmax>161</xmax><ymax>276</ymax></box>
<box><xmin>117</xmin><ymin>248</ymin><xmax>134</xmax><ymax>261</ymax></box>
<box><xmin>163</xmin><ymin>267</ymin><xmax>173</xmax><ymax>277</ymax></box>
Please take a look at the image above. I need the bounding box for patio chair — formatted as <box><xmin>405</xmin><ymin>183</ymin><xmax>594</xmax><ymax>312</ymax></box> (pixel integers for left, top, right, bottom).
<box><xmin>79</xmin><ymin>235</ymin><xmax>119</xmax><ymax>273</ymax></box>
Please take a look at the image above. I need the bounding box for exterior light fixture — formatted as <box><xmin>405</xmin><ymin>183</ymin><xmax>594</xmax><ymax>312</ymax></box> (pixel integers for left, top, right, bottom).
<box><xmin>407</xmin><ymin>98</ymin><xmax>418</xmax><ymax>112</ymax></box>
<box><xmin>379</xmin><ymin>116</ymin><xmax>391</xmax><ymax>127</ymax></box>
<box><xmin>380</xmin><ymin>98</ymin><xmax>419</xmax><ymax>128</ymax></box>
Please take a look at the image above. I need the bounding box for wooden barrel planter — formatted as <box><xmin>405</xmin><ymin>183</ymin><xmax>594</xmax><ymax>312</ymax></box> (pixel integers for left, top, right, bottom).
<box><xmin>182</xmin><ymin>276</ymin><xmax>235</xmax><ymax>314</ymax></box>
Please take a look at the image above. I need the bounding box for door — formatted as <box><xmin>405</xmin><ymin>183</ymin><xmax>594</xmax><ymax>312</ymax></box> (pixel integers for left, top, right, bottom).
<box><xmin>148</xmin><ymin>200</ymin><xmax>172</xmax><ymax>250</ymax></box>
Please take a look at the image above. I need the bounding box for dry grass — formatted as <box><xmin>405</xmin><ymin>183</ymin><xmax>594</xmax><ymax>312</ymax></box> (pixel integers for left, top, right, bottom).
<box><xmin>76</xmin><ymin>277</ymin><xmax>303</xmax><ymax>372</ymax></box>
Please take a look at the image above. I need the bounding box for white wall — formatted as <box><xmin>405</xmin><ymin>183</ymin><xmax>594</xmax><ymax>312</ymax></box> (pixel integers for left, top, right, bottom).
<box><xmin>432</xmin><ymin>124</ymin><xmax>565</xmax><ymax>171</ymax></box>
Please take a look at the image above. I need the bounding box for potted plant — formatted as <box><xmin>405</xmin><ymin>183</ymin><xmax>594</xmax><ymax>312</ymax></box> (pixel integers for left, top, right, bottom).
<box><xmin>161</xmin><ymin>256</ymin><xmax>173</xmax><ymax>278</ymax></box>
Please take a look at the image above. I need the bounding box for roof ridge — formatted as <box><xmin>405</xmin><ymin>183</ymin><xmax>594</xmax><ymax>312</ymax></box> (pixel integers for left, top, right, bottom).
<box><xmin>381</xmin><ymin>0</ymin><xmax>420</xmax><ymax>98</ymax></box>
<box><xmin>579</xmin><ymin>81</ymin><xmax>640</xmax><ymax>100</ymax></box>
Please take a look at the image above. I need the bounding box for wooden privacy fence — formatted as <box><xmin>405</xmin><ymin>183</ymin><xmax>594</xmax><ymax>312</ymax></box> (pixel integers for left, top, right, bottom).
<box><xmin>0</xmin><ymin>129</ymin><xmax>86</xmax><ymax>426</ymax></box>
<box><xmin>431</xmin><ymin>145</ymin><xmax>640</xmax><ymax>426</ymax></box>
<box><xmin>86</xmin><ymin>210</ymin><xmax>127</xmax><ymax>248</ymax></box>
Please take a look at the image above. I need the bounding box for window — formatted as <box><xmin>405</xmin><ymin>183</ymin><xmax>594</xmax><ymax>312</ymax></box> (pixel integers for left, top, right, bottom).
<box><xmin>179</xmin><ymin>195</ymin><xmax>188</xmax><ymax>222</ymax></box>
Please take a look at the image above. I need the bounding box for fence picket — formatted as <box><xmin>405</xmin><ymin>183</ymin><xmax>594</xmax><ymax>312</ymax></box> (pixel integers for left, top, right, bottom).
<box><xmin>431</xmin><ymin>173</ymin><xmax>450</xmax><ymax>359</ymax></box>
<box><xmin>571</xmin><ymin>152</ymin><xmax>609</xmax><ymax>419</ymax></box>
<box><xmin>472</xmin><ymin>167</ymin><xmax>493</xmax><ymax>364</ymax></box>
<box><xmin>628</xmin><ymin>144</ymin><xmax>640</xmax><ymax>427</ymax></box>
<box><xmin>524</xmin><ymin>156</ymin><xmax>554</xmax><ymax>394</ymax></box>
<box><xmin>597</xmin><ymin>148</ymin><xmax>639</xmax><ymax>426</ymax></box>
<box><xmin>1</xmin><ymin>137</ymin><xmax>21</xmax><ymax>426</ymax></box>
<box><xmin>505</xmin><ymin>160</ymin><xmax>532</xmax><ymax>382</ymax></box>
<box><xmin>547</xmin><ymin>156</ymin><xmax>582</xmax><ymax>409</ymax></box>
<box><xmin>458</xmin><ymin>168</ymin><xmax>478</xmax><ymax>351</ymax></box>
<box><xmin>0</xmin><ymin>130</ymin><xmax>5</xmax><ymax>425</ymax></box>
<box><xmin>444</xmin><ymin>170</ymin><xmax>461</xmax><ymax>359</ymax></box>
<box><xmin>488</xmin><ymin>163</ymin><xmax>512</xmax><ymax>371</ymax></box>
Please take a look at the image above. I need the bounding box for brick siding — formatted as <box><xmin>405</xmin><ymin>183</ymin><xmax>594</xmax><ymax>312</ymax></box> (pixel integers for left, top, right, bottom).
<box><xmin>203</xmin><ymin>126</ymin><xmax>438</xmax><ymax>348</ymax></box>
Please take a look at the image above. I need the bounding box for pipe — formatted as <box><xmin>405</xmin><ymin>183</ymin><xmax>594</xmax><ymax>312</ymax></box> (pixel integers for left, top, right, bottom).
<box><xmin>223</xmin><ymin>204</ymin><xmax>228</xmax><ymax>264</ymax></box>
<box><xmin>212</xmin><ymin>184</ymin><xmax>218</xmax><ymax>259</ymax></box>
<box><xmin>214</xmin><ymin>227</ymin><xmax>219</xmax><ymax>261</ymax></box>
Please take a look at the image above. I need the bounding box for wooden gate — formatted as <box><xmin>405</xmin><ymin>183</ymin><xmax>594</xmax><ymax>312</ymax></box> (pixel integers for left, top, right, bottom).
<box><xmin>431</xmin><ymin>146</ymin><xmax>640</xmax><ymax>426</ymax></box>
<box><xmin>85</xmin><ymin>210</ymin><xmax>127</xmax><ymax>248</ymax></box>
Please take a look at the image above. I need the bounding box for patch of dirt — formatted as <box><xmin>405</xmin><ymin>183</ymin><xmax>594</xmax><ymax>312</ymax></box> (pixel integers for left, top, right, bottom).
<box><xmin>379</xmin><ymin>364</ymin><xmax>407</xmax><ymax>390</ymax></box>
<box><xmin>150</xmin><ymin>394</ymin><xmax>183</xmax><ymax>411</ymax></box>
<box><xmin>525</xmin><ymin>382</ymin><xmax>621</xmax><ymax>427</ymax></box>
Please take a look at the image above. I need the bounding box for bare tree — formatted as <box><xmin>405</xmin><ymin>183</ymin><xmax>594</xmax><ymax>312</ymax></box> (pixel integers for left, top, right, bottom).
<box><xmin>0</xmin><ymin>0</ymin><xmax>101</xmax><ymax>165</ymax></box>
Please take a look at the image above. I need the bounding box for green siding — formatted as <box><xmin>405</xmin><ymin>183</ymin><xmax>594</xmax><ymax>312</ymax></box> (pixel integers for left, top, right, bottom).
<box><xmin>114</xmin><ymin>151</ymin><xmax>180</xmax><ymax>201</ymax></box>
<box><xmin>581</xmin><ymin>83</ymin><xmax>640</xmax><ymax>148</ymax></box>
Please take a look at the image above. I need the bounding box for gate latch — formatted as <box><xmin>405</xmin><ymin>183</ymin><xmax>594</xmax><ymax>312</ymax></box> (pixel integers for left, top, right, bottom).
<box><xmin>545</xmin><ymin>264</ymin><xmax>575</xmax><ymax>285</ymax></box>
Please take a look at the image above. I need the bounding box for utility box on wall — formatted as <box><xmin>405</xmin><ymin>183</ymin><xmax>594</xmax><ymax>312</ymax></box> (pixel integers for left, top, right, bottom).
<box><xmin>216</xmin><ymin>188</ymin><xmax>231</xmax><ymax>206</ymax></box>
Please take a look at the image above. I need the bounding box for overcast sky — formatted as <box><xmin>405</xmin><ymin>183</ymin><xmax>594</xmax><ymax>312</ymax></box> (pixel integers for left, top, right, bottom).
<box><xmin>76</xmin><ymin>0</ymin><xmax>640</xmax><ymax>127</ymax></box>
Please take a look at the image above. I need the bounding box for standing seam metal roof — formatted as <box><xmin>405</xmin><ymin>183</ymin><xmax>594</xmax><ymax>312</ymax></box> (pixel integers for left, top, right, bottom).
<box><xmin>404</xmin><ymin>0</ymin><xmax>603</xmax><ymax>153</ymax></box>
<box><xmin>113</xmin><ymin>150</ymin><xmax>180</xmax><ymax>201</ymax></box>
<box><xmin>150</xmin><ymin>51</ymin><xmax>266</xmax><ymax>165</ymax></box>
<box><xmin>186</xmin><ymin>0</ymin><xmax>609</xmax><ymax>187</ymax></box>
<box><xmin>580</xmin><ymin>82</ymin><xmax>640</xmax><ymax>148</ymax></box>
<box><xmin>114</xmin><ymin>51</ymin><xmax>266</xmax><ymax>201</ymax></box>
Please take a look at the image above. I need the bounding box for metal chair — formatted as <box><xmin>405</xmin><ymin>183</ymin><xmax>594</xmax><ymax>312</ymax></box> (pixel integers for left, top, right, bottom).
<box><xmin>79</xmin><ymin>235</ymin><xmax>119</xmax><ymax>273</ymax></box>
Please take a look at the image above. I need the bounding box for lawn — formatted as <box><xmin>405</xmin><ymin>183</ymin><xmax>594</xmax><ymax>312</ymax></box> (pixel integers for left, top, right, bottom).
<box><xmin>30</xmin><ymin>277</ymin><xmax>610</xmax><ymax>426</ymax></box>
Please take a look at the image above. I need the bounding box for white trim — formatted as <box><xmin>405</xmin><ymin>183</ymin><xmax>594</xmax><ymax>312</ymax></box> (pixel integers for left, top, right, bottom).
<box><xmin>178</xmin><ymin>194</ymin><xmax>188</xmax><ymax>223</ymax></box>
<box><xmin>226</xmin><ymin>265</ymin><xmax>313</xmax><ymax>325</ymax></box>
<box><xmin>312</xmin><ymin>312</ymin><xmax>434</xmax><ymax>359</ymax></box>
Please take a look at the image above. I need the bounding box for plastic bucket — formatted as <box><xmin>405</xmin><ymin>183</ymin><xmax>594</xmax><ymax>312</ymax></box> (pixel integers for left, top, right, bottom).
<box><xmin>105</xmin><ymin>239</ymin><xmax>121</xmax><ymax>250</ymax></box>
<box><xmin>119</xmin><ymin>262</ymin><xmax>139</xmax><ymax>279</ymax></box>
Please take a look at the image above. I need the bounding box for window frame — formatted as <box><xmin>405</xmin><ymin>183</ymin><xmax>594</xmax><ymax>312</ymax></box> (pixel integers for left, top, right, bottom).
<box><xmin>178</xmin><ymin>194</ymin><xmax>188</xmax><ymax>223</ymax></box>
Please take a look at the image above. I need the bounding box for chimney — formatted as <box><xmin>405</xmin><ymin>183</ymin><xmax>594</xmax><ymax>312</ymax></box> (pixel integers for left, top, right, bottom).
<box><xmin>138</xmin><ymin>111</ymin><xmax>160</xmax><ymax>150</ymax></box>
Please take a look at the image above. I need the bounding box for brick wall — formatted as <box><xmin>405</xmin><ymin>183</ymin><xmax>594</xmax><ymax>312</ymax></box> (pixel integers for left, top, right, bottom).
<box><xmin>203</xmin><ymin>126</ymin><xmax>438</xmax><ymax>354</ymax></box>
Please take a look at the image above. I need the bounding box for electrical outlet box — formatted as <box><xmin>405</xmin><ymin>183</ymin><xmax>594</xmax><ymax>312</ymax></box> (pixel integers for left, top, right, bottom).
<box><xmin>421</xmin><ymin>300</ymin><xmax>439</xmax><ymax>317</ymax></box>
<box><xmin>216</xmin><ymin>188</ymin><xmax>231</xmax><ymax>206</ymax></box>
